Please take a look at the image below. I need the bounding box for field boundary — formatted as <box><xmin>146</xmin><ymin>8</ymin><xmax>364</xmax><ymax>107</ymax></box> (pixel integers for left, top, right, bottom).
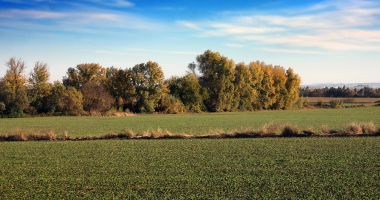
<box><xmin>1</xmin><ymin>122</ymin><xmax>379</xmax><ymax>142</ymax></box>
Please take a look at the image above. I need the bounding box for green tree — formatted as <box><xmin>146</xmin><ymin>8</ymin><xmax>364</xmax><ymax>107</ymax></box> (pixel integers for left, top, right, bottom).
<box><xmin>63</xmin><ymin>63</ymin><xmax>106</xmax><ymax>89</ymax></box>
<box><xmin>3</xmin><ymin>57</ymin><xmax>27</xmax><ymax>91</ymax></box>
<box><xmin>167</xmin><ymin>73</ymin><xmax>207</xmax><ymax>112</ymax></box>
<box><xmin>29</xmin><ymin>61</ymin><xmax>51</xmax><ymax>98</ymax></box>
<box><xmin>61</xmin><ymin>87</ymin><xmax>84</xmax><ymax>115</ymax></box>
<box><xmin>103</xmin><ymin>67</ymin><xmax>136</xmax><ymax>109</ymax></box>
<box><xmin>131</xmin><ymin>61</ymin><xmax>168</xmax><ymax>113</ymax></box>
<box><xmin>195</xmin><ymin>50</ymin><xmax>235</xmax><ymax>111</ymax></box>
<box><xmin>0</xmin><ymin>82</ymin><xmax>29</xmax><ymax>116</ymax></box>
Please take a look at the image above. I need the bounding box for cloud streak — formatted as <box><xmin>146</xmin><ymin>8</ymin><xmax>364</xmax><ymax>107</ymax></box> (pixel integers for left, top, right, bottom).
<box><xmin>0</xmin><ymin>8</ymin><xmax>162</xmax><ymax>33</ymax></box>
<box><xmin>178</xmin><ymin>0</ymin><xmax>380</xmax><ymax>52</ymax></box>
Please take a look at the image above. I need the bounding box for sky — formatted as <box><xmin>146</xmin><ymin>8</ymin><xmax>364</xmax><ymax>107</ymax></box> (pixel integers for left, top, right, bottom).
<box><xmin>0</xmin><ymin>0</ymin><xmax>379</xmax><ymax>85</ymax></box>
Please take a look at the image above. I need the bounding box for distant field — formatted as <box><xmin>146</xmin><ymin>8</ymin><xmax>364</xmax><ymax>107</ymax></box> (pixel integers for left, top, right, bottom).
<box><xmin>1</xmin><ymin>137</ymin><xmax>379</xmax><ymax>198</ymax></box>
<box><xmin>306</xmin><ymin>97</ymin><xmax>380</xmax><ymax>103</ymax></box>
<box><xmin>0</xmin><ymin>107</ymin><xmax>380</xmax><ymax>137</ymax></box>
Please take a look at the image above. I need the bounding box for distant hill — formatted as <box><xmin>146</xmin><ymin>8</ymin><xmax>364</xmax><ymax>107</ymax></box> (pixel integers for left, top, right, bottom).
<box><xmin>301</xmin><ymin>83</ymin><xmax>380</xmax><ymax>88</ymax></box>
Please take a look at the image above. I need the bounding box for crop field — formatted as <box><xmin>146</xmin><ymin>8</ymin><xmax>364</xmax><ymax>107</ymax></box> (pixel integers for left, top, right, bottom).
<box><xmin>306</xmin><ymin>97</ymin><xmax>380</xmax><ymax>103</ymax></box>
<box><xmin>1</xmin><ymin>137</ymin><xmax>380</xmax><ymax>198</ymax></box>
<box><xmin>1</xmin><ymin>107</ymin><xmax>380</xmax><ymax>137</ymax></box>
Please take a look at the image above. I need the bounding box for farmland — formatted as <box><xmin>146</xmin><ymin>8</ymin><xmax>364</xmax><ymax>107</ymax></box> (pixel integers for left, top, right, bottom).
<box><xmin>1</xmin><ymin>137</ymin><xmax>380</xmax><ymax>198</ymax></box>
<box><xmin>1</xmin><ymin>107</ymin><xmax>380</xmax><ymax>137</ymax></box>
<box><xmin>1</xmin><ymin>107</ymin><xmax>380</xmax><ymax>198</ymax></box>
<box><xmin>0</xmin><ymin>107</ymin><xmax>380</xmax><ymax>137</ymax></box>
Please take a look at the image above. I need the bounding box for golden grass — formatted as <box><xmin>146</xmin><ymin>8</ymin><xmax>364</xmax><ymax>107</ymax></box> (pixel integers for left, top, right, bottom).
<box><xmin>1</xmin><ymin>122</ymin><xmax>379</xmax><ymax>142</ymax></box>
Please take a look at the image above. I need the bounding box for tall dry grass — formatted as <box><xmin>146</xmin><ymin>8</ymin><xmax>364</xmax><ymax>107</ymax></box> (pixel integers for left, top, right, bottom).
<box><xmin>1</xmin><ymin>122</ymin><xmax>380</xmax><ymax>142</ymax></box>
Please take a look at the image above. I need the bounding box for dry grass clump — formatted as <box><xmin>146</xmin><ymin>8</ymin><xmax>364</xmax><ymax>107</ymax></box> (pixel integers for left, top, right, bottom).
<box><xmin>259</xmin><ymin>122</ymin><xmax>281</xmax><ymax>136</ymax></box>
<box><xmin>303</xmin><ymin>127</ymin><xmax>318</xmax><ymax>136</ymax></box>
<box><xmin>118</xmin><ymin>129</ymin><xmax>135</xmax><ymax>139</ymax></box>
<box><xmin>321</xmin><ymin>125</ymin><xmax>330</xmax><ymax>134</ymax></box>
<box><xmin>150</xmin><ymin>128</ymin><xmax>164</xmax><ymax>138</ymax></box>
<box><xmin>367</xmin><ymin>122</ymin><xmax>377</xmax><ymax>134</ymax></box>
<box><xmin>105</xmin><ymin>131</ymin><xmax>117</xmax><ymax>139</ymax></box>
<box><xmin>61</xmin><ymin>131</ymin><xmax>69</xmax><ymax>140</ymax></box>
<box><xmin>282</xmin><ymin>124</ymin><xmax>299</xmax><ymax>137</ymax></box>
<box><xmin>346</xmin><ymin>122</ymin><xmax>363</xmax><ymax>135</ymax></box>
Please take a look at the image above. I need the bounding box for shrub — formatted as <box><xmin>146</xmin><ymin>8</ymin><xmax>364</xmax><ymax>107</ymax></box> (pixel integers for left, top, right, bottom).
<box><xmin>321</xmin><ymin>124</ymin><xmax>330</xmax><ymax>134</ymax></box>
<box><xmin>293</xmin><ymin>98</ymin><xmax>304</xmax><ymax>109</ymax></box>
<box><xmin>303</xmin><ymin>97</ymin><xmax>310</xmax><ymax>107</ymax></box>
<box><xmin>316</xmin><ymin>99</ymin><xmax>324</xmax><ymax>107</ymax></box>
<box><xmin>259</xmin><ymin>122</ymin><xmax>281</xmax><ymax>136</ymax></box>
<box><xmin>282</xmin><ymin>124</ymin><xmax>299</xmax><ymax>137</ymax></box>
<box><xmin>330</xmin><ymin>99</ymin><xmax>343</xmax><ymax>108</ymax></box>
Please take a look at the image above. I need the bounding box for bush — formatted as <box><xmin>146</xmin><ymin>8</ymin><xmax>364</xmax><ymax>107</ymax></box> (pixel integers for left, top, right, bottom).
<box><xmin>330</xmin><ymin>99</ymin><xmax>343</xmax><ymax>108</ymax></box>
<box><xmin>293</xmin><ymin>98</ymin><xmax>304</xmax><ymax>109</ymax></box>
<box><xmin>316</xmin><ymin>99</ymin><xmax>324</xmax><ymax>107</ymax></box>
<box><xmin>303</xmin><ymin>97</ymin><xmax>310</xmax><ymax>107</ymax></box>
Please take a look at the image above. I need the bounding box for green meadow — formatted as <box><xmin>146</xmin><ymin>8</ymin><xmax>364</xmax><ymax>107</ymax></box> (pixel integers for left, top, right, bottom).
<box><xmin>1</xmin><ymin>107</ymin><xmax>379</xmax><ymax>137</ymax></box>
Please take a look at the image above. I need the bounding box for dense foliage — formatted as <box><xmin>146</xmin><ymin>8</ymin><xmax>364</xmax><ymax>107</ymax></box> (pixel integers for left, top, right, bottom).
<box><xmin>0</xmin><ymin>50</ymin><xmax>301</xmax><ymax>117</ymax></box>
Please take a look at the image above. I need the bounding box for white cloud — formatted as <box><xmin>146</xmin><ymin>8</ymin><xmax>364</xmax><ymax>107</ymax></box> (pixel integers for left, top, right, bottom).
<box><xmin>0</xmin><ymin>9</ymin><xmax>161</xmax><ymax>32</ymax></box>
<box><xmin>224</xmin><ymin>44</ymin><xmax>245</xmax><ymax>48</ymax></box>
<box><xmin>177</xmin><ymin>21</ymin><xmax>202</xmax><ymax>30</ymax></box>
<box><xmin>178</xmin><ymin>0</ymin><xmax>380</xmax><ymax>52</ymax></box>
<box><xmin>261</xmin><ymin>48</ymin><xmax>325</xmax><ymax>54</ymax></box>
<box><xmin>85</xmin><ymin>0</ymin><xmax>134</xmax><ymax>7</ymax></box>
<box><xmin>125</xmin><ymin>48</ymin><xmax>200</xmax><ymax>55</ymax></box>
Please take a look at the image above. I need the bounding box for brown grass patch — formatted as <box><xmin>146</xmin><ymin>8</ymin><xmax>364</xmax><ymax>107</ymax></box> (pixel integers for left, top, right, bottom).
<box><xmin>282</xmin><ymin>124</ymin><xmax>300</xmax><ymax>137</ymax></box>
<box><xmin>259</xmin><ymin>122</ymin><xmax>281</xmax><ymax>136</ymax></box>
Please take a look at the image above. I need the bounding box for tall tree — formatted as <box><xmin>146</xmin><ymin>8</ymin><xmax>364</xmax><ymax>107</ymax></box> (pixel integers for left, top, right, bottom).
<box><xmin>233</xmin><ymin>62</ymin><xmax>256</xmax><ymax>111</ymax></box>
<box><xmin>167</xmin><ymin>73</ymin><xmax>207</xmax><ymax>111</ymax></box>
<box><xmin>81</xmin><ymin>82</ymin><xmax>114</xmax><ymax>113</ymax></box>
<box><xmin>29</xmin><ymin>61</ymin><xmax>51</xmax><ymax>98</ymax></box>
<box><xmin>284</xmin><ymin>68</ymin><xmax>301</xmax><ymax>108</ymax></box>
<box><xmin>196</xmin><ymin>50</ymin><xmax>235</xmax><ymax>112</ymax></box>
<box><xmin>271</xmin><ymin>65</ymin><xmax>287</xmax><ymax>109</ymax></box>
<box><xmin>131</xmin><ymin>61</ymin><xmax>168</xmax><ymax>113</ymax></box>
<box><xmin>3</xmin><ymin>57</ymin><xmax>27</xmax><ymax>91</ymax></box>
<box><xmin>103</xmin><ymin>67</ymin><xmax>136</xmax><ymax>109</ymax></box>
<box><xmin>63</xmin><ymin>63</ymin><xmax>106</xmax><ymax>89</ymax></box>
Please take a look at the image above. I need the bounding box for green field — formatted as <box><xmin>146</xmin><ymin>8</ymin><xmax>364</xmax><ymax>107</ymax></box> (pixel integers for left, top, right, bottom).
<box><xmin>1</xmin><ymin>107</ymin><xmax>380</xmax><ymax>137</ymax></box>
<box><xmin>1</xmin><ymin>137</ymin><xmax>379</xmax><ymax>198</ymax></box>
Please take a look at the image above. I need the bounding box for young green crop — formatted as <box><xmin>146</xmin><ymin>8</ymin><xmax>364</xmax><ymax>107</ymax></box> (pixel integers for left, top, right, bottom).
<box><xmin>1</xmin><ymin>137</ymin><xmax>379</xmax><ymax>198</ymax></box>
<box><xmin>1</xmin><ymin>107</ymin><xmax>380</xmax><ymax>137</ymax></box>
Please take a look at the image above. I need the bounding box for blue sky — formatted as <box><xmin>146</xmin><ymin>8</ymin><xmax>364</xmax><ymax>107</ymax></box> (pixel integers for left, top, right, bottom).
<box><xmin>0</xmin><ymin>0</ymin><xmax>379</xmax><ymax>85</ymax></box>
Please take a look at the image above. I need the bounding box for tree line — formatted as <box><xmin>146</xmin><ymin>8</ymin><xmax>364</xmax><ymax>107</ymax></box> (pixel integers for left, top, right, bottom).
<box><xmin>300</xmin><ymin>86</ymin><xmax>380</xmax><ymax>98</ymax></box>
<box><xmin>0</xmin><ymin>50</ymin><xmax>301</xmax><ymax>117</ymax></box>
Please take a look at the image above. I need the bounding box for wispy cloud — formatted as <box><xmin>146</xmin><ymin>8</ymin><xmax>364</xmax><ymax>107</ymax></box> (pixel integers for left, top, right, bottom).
<box><xmin>125</xmin><ymin>48</ymin><xmax>201</xmax><ymax>55</ymax></box>
<box><xmin>224</xmin><ymin>44</ymin><xmax>245</xmax><ymax>48</ymax></box>
<box><xmin>85</xmin><ymin>0</ymin><xmax>134</xmax><ymax>7</ymax></box>
<box><xmin>0</xmin><ymin>8</ymin><xmax>161</xmax><ymax>32</ymax></box>
<box><xmin>178</xmin><ymin>0</ymin><xmax>380</xmax><ymax>52</ymax></box>
<box><xmin>261</xmin><ymin>48</ymin><xmax>325</xmax><ymax>54</ymax></box>
<box><xmin>177</xmin><ymin>21</ymin><xmax>202</xmax><ymax>30</ymax></box>
<box><xmin>93</xmin><ymin>50</ymin><xmax>145</xmax><ymax>56</ymax></box>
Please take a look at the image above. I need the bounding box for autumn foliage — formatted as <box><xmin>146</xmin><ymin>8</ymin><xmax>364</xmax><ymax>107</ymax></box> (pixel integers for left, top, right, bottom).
<box><xmin>0</xmin><ymin>50</ymin><xmax>301</xmax><ymax>117</ymax></box>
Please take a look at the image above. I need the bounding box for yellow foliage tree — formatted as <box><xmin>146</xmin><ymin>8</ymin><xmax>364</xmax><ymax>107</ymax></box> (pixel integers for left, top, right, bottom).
<box><xmin>3</xmin><ymin>57</ymin><xmax>27</xmax><ymax>91</ymax></box>
<box><xmin>29</xmin><ymin>61</ymin><xmax>51</xmax><ymax>98</ymax></box>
